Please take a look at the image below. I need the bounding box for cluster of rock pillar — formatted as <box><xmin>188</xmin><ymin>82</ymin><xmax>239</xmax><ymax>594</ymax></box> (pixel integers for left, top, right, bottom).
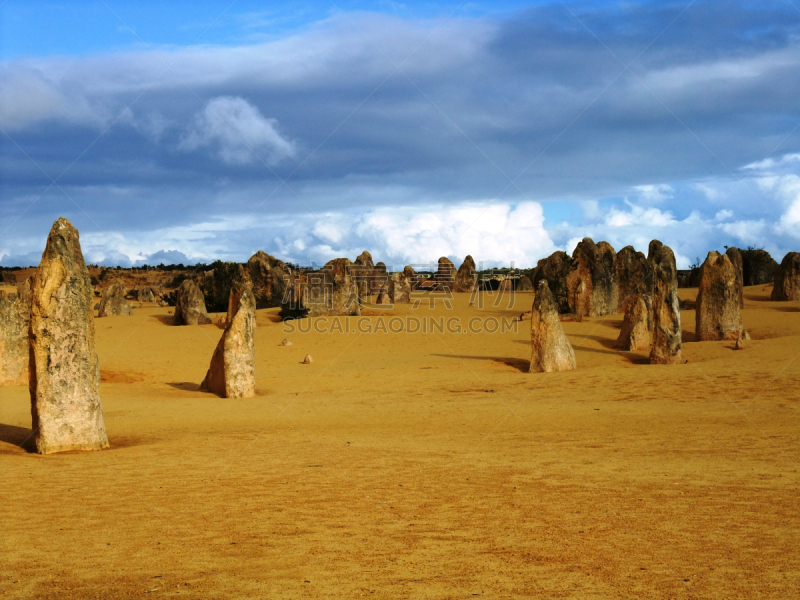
<box><xmin>529</xmin><ymin>238</ymin><xmax>684</xmax><ymax>366</ymax></box>
<box><xmin>528</xmin><ymin>237</ymin><xmax>760</xmax><ymax>368</ymax></box>
<box><xmin>2</xmin><ymin>218</ymin><xmax>784</xmax><ymax>448</ymax></box>
<box><xmin>3</xmin><ymin>217</ymin><xmax>265</xmax><ymax>454</ymax></box>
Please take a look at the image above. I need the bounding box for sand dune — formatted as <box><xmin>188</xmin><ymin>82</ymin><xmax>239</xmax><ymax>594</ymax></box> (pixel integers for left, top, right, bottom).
<box><xmin>1</xmin><ymin>285</ymin><xmax>798</xmax><ymax>598</ymax></box>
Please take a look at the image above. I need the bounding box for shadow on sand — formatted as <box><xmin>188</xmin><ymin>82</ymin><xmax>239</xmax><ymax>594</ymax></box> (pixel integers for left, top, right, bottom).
<box><xmin>573</xmin><ymin>333</ymin><xmax>618</xmax><ymax>350</ymax></box>
<box><xmin>769</xmin><ymin>305</ymin><xmax>800</xmax><ymax>312</ymax></box>
<box><xmin>431</xmin><ymin>353</ymin><xmax>529</xmax><ymax>372</ymax></box>
<box><xmin>0</xmin><ymin>424</ymin><xmax>36</xmax><ymax>453</ymax></box>
<box><xmin>153</xmin><ymin>314</ymin><xmax>175</xmax><ymax>325</ymax></box>
<box><xmin>0</xmin><ymin>425</ymin><xmax>152</xmax><ymax>454</ymax></box>
<box><xmin>167</xmin><ymin>381</ymin><xmax>203</xmax><ymax>392</ymax></box>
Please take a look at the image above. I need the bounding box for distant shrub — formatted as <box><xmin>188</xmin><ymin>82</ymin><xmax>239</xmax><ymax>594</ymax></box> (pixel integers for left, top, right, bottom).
<box><xmin>200</xmin><ymin>261</ymin><xmax>242</xmax><ymax>313</ymax></box>
<box><xmin>169</xmin><ymin>273</ymin><xmax>188</xmax><ymax>287</ymax></box>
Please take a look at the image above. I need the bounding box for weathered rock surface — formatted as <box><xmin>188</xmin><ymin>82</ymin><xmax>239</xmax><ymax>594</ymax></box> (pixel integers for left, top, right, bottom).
<box><xmin>771</xmin><ymin>252</ymin><xmax>800</xmax><ymax>301</ymax></box>
<box><xmin>734</xmin><ymin>336</ymin><xmax>746</xmax><ymax>350</ymax></box>
<box><xmin>303</xmin><ymin>354</ymin><xmax>314</xmax><ymax>364</ymax></box>
<box><xmin>435</xmin><ymin>257</ymin><xmax>457</xmax><ymax>290</ymax></box>
<box><xmin>516</xmin><ymin>275</ymin><xmax>533</xmax><ymax>291</ymax></box>
<box><xmin>725</xmin><ymin>247</ymin><xmax>744</xmax><ymax>309</ymax></box>
<box><xmin>566</xmin><ymin>238</ymin><xmax>618</xmax><ymax>317</ymax></box>
<box><xmin>559</xmin><ymin>313</ymin><xmax>583</xmax><ymax>323</ymax></box>
<box><xmin>454</xmin><ymin>255</ymin><xmax>478</xmax><ymax>292</ymax></box>
<box><xmin>389</xmin><ymin>266</ymin><xmax>415</xmax><ymax>304</ymax></box>
<box><xmin>647</xmin><ymin>240</ymin><xmax>663</xmax><ymax>263</ymax></box>
<box><xmin>98</xmin><ymin>280</ymin><xmax>132</xmax><ymax>317</ymax></box>
<box><xmin>28</xmin><ymin>217</ymin><xmax>109</xmax><ymax>454</ymax></box>
<box><xmin>0</xmin><ymin>278</ymin><xmax>32</xmax><ymax>385</ymax></box>
<box><xmin>375</xmin><ymin>284</ymin><xmax>391</xmax><ymax>305</ymax></box>
<box><xmin>649</xmin><ymin>244</ymin><xmax>683</xmax><ymax>364</ymax></box>
<box><xmin>225</xmin><ymin>280</ymin><xmax>256</xmax><ymax>328</ymax></box>
<box><xmin>175</xmin><ymin>279</ymin><xmax>212</xmax><ymax>325</ymax></box>
<box><xmin>617</xmin><ymin>245</ymin><xmax>653</xmax><ymax>302</ymax></box>
<box><xmin>614</xmin><ymin>293</ymin><xmax>651</xmax><ymax>351</ymax></box>
<box><xmin>529</xmin><ymin>281</ymin><xmax>577</xmax><ymax>373</ymax></box>
<box><xmin>531</xmin><ymin>251</ymin><xmax>572</xmax><ymax>314</ymax></box>
<box><xmin>371</xmin><ymin>262</ymin><xmax>390</xmax><ymax>301</ymax></box>
<box><xmin>696</xmin><ymin>251</ymin><xmax>746</xmax><ymax>341</ymax></box>
<box><xmin>519</xmin><ymin>308</ymin><xmax>583</xmax><ymax>322</ymax></box>
<box><xmin>353</xmin><ymin>251</ymin><xmax>375</xmax><ymax>303</ymax></box>
<box><xmin>280</xmin><ymin>258</ymin><xmax>361</xmax><ymax>318</ymax></box>
<box><xmin>246</xmin><ymin>251</ymin><xmax>288</xmax><ymax>309</ymax></box>
<box><xmin>740</xmin><ymin>248</ymin><xmax>778</xmax><ymax>286</ymax></box>
<box><xmin>135</xmin><ymin>285</ymin><xmax>157</xmax><ymax>303</ymax></box>
<box><xmin>201</xmin><ymin>284</ymin><xmax>256</xmax><ymax>398</ymax></box>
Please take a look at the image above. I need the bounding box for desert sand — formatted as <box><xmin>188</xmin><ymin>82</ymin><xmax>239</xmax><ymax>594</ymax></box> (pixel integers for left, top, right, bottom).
<box><xmin>1</xmin><ymin>284</ymin><xmax>798</xmax><ymax>598</ymax></box>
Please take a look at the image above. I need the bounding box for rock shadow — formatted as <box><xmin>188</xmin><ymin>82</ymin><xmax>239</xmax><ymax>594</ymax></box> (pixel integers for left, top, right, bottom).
<box><xmin>0</xmin><ymin>424</ymin><xmax>36</xmax><ymax>453</ymax></box>
<box><xmin>166</xmin><ymin>381</ymin><xmax>208</xmax><ymax>393</ymax></box>
<box><xmin>431</xmin><ymin>353</ymin><xmax>529</xmax><ymax>372</ymax></box>
<box><xmin>769</xmin><ymin>305</ymin><xmax>800</xmax><ymax>312</ymax></box>
<box><xmin>575</xmin><ymin>334</ymin><xmax>618</xmax><ymax>350</ymax></box>
<box><xmin>259</xmin><ymin>313</ymin><xmax>284</xmax><ymax>324</ymax></box>
<box><xmin>570</xmin><ymin>345</ymin><xmax>650</xmax><ymax>364</ymax></box>
<box><xmin>153</xmin><ymin>314</ymin><xmax>175</xmax><ymax>325</ymax></box>
<box><xmin>108</xmin><ymin>436</ymin><xmax>154</xmax><ymax>450</ymax></box>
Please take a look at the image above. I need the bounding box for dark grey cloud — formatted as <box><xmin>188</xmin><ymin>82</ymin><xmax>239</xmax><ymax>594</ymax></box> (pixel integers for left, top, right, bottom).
<box><xmin>1</xmin><ymin>1</ymin><xmax>800</xmax><ymax>267</ymax></box>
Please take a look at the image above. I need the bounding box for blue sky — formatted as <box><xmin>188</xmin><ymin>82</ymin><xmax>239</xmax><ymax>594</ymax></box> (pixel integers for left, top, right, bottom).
<box><xmin>0</xmin><ymin>1</ymin><xmax>559</xmax><ymax>59</ymax></box>
<box><xmin>1</xmin><ymin>0</ymin><xmax>799</xmax><ymax>269</ymax></box>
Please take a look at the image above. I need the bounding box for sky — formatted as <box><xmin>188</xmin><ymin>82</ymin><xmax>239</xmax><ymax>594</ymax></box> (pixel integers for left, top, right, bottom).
<box><xmin>1</xmin><ymin>0</ymin><xmax>799</xmax><ymax>270</ymax></box>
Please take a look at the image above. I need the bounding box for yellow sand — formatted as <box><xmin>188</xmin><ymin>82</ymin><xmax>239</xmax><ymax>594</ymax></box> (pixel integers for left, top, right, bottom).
<box><xmin>1</xmin><ymin>284</ymin><xmax>798</xmax><ymax>599</ymax></box>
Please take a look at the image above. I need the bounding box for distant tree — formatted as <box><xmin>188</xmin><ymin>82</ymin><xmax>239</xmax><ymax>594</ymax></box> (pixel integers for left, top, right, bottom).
<box><xmin>200</xmin><ymin>260</ymin><xmax>242</xmax><ymax>313</ymax></box>
<box><xmin>169</xmin><ymin>273</ymin><xmax>188</xmax><ymax>287</ymax></box>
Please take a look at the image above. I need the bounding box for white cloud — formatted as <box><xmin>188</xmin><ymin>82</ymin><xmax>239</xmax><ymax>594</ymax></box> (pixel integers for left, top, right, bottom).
<box><xmin>718</xmin><ymin>219</ymin><xmax>768</xmax><ymax>245</ymax></box>
<box><xmin>742</xmin><ymin>153</ymin><xmax>800</xmax><ymax>171</ymax></box>
<box><xmin>0</xmin><ymin>66</ymin><xmax>107</xmax><ymax>131</ymax></box>
<box><xmin>359</xmin><ymin>202</ymin><xmax>556</xmax><ymax>267</ymax></box>
<box><xmin>632</xmin><ymin>184</ymin><xmax>672</xmax><ymax>204</ymax></box>
<box><xmin>272</xmin><ymin>201</ymin><xmax>558</xmax><ymax>268</ymax></box>
<box><xmin>692</xmin><ymin>182</ymin><xmax>723</xmax><ymax>201</ymax></box>
<box><xmin>715</xmin><ymin>209</ymin><xmax>733</xmax><ymax>221</ymax></box>
<box><xmin>752</xmin><ymin>174</ymin><xmax>800</xmax><ymax>238</ymax></box>
<box><xmin>640</xmin><ymin>47</ymin><xmax>798</xmax><ymax>95</ymax></box>
<box><xmin>52</xmin><ymin>200</ymin><xmax>555</xmax><ymax>269</ymax></box>
<box><xmin>604</xmin><ymin>202</ymin><xmax>676</xmax><ymax>228</ymax></box>
<box><xmin>179</xmin><ymin>96</ymin><xmax>295</xmax><ymax>165</ymax></box>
